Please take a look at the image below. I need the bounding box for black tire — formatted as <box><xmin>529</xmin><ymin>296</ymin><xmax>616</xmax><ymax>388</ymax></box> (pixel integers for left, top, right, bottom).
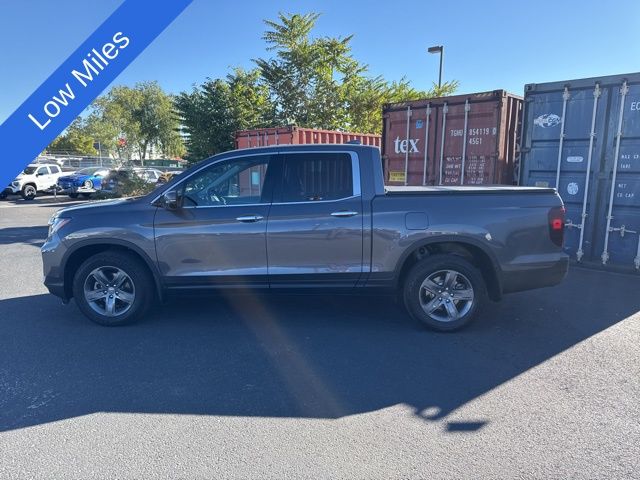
<box><xmin>72</xmin><ymin>251</ymin><xmax>154</xmax><ymax>326</ymax></box>
<box><xmin>403</xmin><ymin>254</ymin><xmax>487</xmax><ymax>332</ymax></box>
<box><xmin>68</xmin><ymin>193</ymin><xmax>79</xmax><ymax>199</ymax></box>
<box><xmin>21</xmin><ymin>184</ymin><xmax>37</xmax><ymax>200</ymax></box>
<box><xmin>0</xmin><ymin>192</ymin><xmax>7</xmax><ymax>200</ymax></box>
<box><xmin>80</xmin><ymin>193</ymin><xmax>92</xmax><ymax>199</ymax></box>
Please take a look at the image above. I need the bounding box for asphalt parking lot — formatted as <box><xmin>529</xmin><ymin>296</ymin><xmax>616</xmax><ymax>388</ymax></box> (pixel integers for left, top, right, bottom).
<box><xmin>1</xmin><ymin>197</ymin><xmax>639</xmax><ymax>479</ymax></box>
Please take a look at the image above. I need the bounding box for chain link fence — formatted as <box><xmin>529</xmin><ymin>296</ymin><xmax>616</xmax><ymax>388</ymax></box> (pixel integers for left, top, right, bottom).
<box><xmin>35</xmin><ymin>153</ymin><xmax>186</xmax><ymax>172</ymax></box>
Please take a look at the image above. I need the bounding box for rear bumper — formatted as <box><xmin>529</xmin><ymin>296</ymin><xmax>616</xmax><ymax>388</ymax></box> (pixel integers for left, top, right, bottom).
<box><xmin>501</xmin><ymin>253</ymin><xmax>569</xmax><ymax>294</ymax></box>
<box><xmin>57</xmin><ymin>185</ymin><xmax>97</xmax><ymax>194</ymax></box>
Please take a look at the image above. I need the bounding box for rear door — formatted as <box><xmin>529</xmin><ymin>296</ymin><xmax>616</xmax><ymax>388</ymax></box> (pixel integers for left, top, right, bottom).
<box><xmin>266</xmin><ymin>151</ymin><xmax>364</xmax><ymax>287</ymax></box>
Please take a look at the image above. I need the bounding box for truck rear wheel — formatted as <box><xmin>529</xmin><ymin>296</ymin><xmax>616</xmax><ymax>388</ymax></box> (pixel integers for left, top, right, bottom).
<box><xmin>403</xmin><ymin>254</ymin><xmax>486</xmax><ymax>332</ymax></box>
<box><xmin>72</xmin><ymin>251</ymin><xmax>153</xmax><ymax>326</ymax></box>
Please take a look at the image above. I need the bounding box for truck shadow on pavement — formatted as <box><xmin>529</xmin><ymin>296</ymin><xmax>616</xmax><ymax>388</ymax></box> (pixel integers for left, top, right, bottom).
<box><xmin>1</xmin><ymin>268</ymin><xmax>639</xmax><ymax>433</ymax></box>
<box><xmin>0</xmin><ymin>226</ymin><xmax>49</xmax><ymax>247</ymax></box>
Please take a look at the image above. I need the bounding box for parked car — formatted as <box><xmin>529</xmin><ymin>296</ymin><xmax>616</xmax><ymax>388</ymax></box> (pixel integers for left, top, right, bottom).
<box><xmin>156</xmin><ymin>170</ymin><xmax>184</xmax><ymax>185</ymax></box>
<box><xmin>99</xmin><ymin>169</ymin><xmax>132</xmax><ymax>195</ymax></box>
<box><xmin>133</xmin><ymin>168</ymin><xmax>164</xmax><ymax>184</ymax></box>
<box><xmin>57</xmin><ymin>167</ymin><xmax>110</xmax><ymax>198</ymax></box>
<box><xmin>2</xmin><ymin>163</ymin><xmax>64</xmax><ymax>200</ymax></box>
<box><xmin>42</xmin><ymin>145</ymin><xmax>568</xmax><ymax>330</ymax></box>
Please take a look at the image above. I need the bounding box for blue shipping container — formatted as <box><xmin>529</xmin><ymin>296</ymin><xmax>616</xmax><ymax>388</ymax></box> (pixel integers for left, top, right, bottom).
<box><xmin>520</xmin><ymin>72</ymin><xmax>640</xmax><ymax>272</ymax></box>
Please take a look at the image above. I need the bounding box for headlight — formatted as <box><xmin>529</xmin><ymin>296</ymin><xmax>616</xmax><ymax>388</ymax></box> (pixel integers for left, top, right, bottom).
<box><xmin>48</xmin><ymin>215</ymin><xmax>70</xmax><ymax>237</ymax></box>
<box><xmin>12</xmin><ymin>181</ymin><xmax>20</xmax><ymax>187</ymax></box>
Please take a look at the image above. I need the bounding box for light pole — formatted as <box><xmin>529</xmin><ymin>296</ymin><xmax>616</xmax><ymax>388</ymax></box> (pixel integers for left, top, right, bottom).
<box><xmin>428</xmin><ymin>45</ymin><xmax>444</xmax><ymax>89</ymax></box>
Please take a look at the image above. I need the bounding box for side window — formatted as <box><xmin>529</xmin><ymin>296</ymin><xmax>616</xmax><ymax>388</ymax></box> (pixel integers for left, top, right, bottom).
<box><xmin>37</xmin><ymin>167</ymin><xmax>49</xmax><ymax>176</ymax></box>
<box><xmin>49</xmin><ymin>165</ymin><xmax>60</xmax><ymax>174</ymax></box>
<box><xmin>280</xmin><ymin>153</ymin><xmax>354</xmax><ymax>202</ymax></box>
<box><xmin>181</xmin><ymin>155</ymin><xmax>271</xmax><ymax>207</ymax></box>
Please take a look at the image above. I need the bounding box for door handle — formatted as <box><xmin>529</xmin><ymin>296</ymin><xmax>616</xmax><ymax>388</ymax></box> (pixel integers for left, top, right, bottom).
<box><xmin>331</xmin><ymin>211</ymin><xmax>358</xmax><ymax>218</ymax></box>
<box><xmin>236</xmin><ymin>215</ymin><xmax>264</xmax><ymax>222</ymax></box>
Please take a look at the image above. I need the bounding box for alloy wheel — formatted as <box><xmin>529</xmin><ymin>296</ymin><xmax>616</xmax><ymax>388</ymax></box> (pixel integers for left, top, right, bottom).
<box><xmin>418</xmin><ymin>269</ymin><xmax>474</xmax><ymax>323</ymax></box>
<box><xmin>83</xmin><ymin>266</ymin><xmax>136</xmax><ymax>317</ymax></box>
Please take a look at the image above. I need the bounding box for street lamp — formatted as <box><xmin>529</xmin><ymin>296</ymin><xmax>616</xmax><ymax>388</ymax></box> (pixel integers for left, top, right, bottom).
<box><xmin>428</xmin><ymin>45</ymin><xmax>444</xmax><ymax>89</ymax></box>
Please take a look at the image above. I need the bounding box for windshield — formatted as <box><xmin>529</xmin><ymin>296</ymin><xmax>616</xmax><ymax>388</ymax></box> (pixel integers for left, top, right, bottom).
<box><xmin>22</xmin><ymin>166</ymin><xmax>37</xmax><ymax>175</ymax></box>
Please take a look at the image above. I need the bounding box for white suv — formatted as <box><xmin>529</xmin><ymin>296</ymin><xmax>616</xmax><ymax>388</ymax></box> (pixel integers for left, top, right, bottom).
<box><xmin>2</xmin><ymin>164</ymin><xmax>65</xmax><ymax>200</ymax></box>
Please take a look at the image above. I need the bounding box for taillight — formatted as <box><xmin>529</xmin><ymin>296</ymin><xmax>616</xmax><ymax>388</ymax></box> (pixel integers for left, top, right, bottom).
<box><xmin>548</xmin><ymin>206</ymin><xmax>565</xmax><ymax>247</ymax></box>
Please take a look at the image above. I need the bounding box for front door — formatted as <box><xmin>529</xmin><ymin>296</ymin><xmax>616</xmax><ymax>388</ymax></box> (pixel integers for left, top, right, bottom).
<box><xmin>266</xmin><ymin>151</ymin><xmax>364</xmax><ymax>288</ymax></box>
<box><xmin>154</xmin><ymin>154</ymin><xmax>275</xmax><ymax>289</ymax></box>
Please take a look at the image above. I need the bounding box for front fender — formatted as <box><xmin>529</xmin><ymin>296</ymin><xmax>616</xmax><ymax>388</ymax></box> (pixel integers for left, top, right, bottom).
<box><xmin>60</xmin><ymin>237</ymin><xmax>164</xmax><ymax>301</ymax></box>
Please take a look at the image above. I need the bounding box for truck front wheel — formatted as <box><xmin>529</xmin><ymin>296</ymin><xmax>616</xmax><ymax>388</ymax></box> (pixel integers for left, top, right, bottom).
<box><xmin>403</xmin><ymin>254</ymin><xmax>487</xmax><ymax>332</ymax></box>
<box><xmin>21</xmin><ymin>184</ymin><xmax>37</xmax><ymax>200</ymax></box>
<box><xmin>72</xmin><ymin>251</ymin><xmax>153</xmax><ymax>326</ymax></box>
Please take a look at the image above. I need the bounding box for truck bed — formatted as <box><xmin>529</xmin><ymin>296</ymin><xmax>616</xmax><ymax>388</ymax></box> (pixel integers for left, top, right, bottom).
<box><xmin>384</xmin><ymin>185</ymin><xmax>556</xmax><ymax>195</ymax></box>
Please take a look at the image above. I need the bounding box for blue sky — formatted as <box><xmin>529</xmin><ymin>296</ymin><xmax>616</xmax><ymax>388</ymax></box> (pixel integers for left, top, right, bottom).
<box><xmin>1</xmin><ymin>0</ymin><xmax>639</xmax><ymax>123</ymax></box>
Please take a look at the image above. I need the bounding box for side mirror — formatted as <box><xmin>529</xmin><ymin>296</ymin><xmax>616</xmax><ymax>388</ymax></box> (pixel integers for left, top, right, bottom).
<box><xmin>162</xmin><ymin>190</ymin><xmax>179</xmax><ymax>210</ymax></box>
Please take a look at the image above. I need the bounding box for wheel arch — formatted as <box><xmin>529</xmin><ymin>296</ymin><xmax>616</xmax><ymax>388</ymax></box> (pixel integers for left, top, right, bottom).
<box><xmin>62</xmin><ymin>239</ymin><xmax>163</xmax><ymax>302</ymax></box>
<box><xmin>395</xmin><ymin>236</ymin><xmax>502</xmax><ymax>301</ymax></box>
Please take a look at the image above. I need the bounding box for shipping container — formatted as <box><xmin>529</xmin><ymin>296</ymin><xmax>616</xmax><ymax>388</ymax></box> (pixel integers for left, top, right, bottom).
<box><xmin>382</xmin><ymin>90</ymin><xmax>522</xmax><ymax>186</ymax></box>
<box><xmin>235</xmin><ymin>126</ymin><xmax>381</xmax><ymax>149</ymax></box>
<box><xmin>520</xmin><ymin>71</ymin><xmax>640</xmax><ymax>272</ymax></box>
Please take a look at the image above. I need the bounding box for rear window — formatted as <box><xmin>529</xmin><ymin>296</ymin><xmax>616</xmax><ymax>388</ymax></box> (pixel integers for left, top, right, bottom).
<box><xmin>280</xmin><ymin>153</ymin><xmax>353</xmax><ymax>202</ymax></box>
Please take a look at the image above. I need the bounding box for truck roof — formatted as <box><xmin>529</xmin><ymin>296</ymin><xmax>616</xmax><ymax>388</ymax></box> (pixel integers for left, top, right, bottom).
<box><xmin>212</xmin><ymin>143</ymin><xmax>379</xmax><ymax>158</ymax></box>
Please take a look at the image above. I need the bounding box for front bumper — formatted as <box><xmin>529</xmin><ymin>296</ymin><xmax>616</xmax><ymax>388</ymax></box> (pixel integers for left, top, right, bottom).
<box><xmin>41</xmin><ymin>233</ymin><xmax>69</xmax><ymax>302</ymax></box>
<box><xmin>5</xmin><ymin>184</ymin><xmax>20</xmax><ymax>194</ymax></box>
<box><xmin>44</xmin><ymin>275</ymin><xmax>68</xmax><ymax>302</ymax></box>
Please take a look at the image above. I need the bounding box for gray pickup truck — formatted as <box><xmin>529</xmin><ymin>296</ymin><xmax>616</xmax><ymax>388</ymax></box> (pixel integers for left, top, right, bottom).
<box><xmin>42</xmin><ymin>144</ymin><xmax>568</xmax><ymax>331</ymax></box>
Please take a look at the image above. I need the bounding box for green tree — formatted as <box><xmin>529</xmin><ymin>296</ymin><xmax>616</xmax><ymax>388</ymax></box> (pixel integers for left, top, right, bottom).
<box><xmin>344</xmin><ymin>76</ymin><xmax>458</xmax><ymax>134</ymax></box>
<box><xmin>255</xmin><ymin>12</ymin><xmax>361</xmax><ymax>128</ymax></box>
<box><xmin>132</xmin><ymin>81</ymin><xmax>185</xmax><ymax>159</ymax></box>
<box><xmin>47</xmin><ymin>119</ymin><xmax>97</xmax><ymax>155</ymax></box>
<box><xmin>174</xmin><ymin>69</ymin><xmax>275</xmax><ymax>162</ymax></box>
<box><xmin>175</xmin><ymin>11</ymin><xmax>459</xmax><ymax>161</ymax></box>
<box><xmin>227</xmin><ymin>68</ymin><xmax>275</xmax><ymax>130</ymax></box>
<box><xmin>84</xmin><ymin>82</ymin><xmax>185</xmax><ymax>161</ymax></box>
<box><xmin>175</xmin><ymin>79</ymin><xmax>235</xmax><ymax>162</ymax></box>
<box><xmin>255</xmin><ymin>12</ymin><xmax>458</xmax><ymax>134</ymax></box>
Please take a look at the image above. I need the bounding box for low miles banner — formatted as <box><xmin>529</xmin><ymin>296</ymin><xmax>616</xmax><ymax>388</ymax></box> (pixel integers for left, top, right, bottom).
<box><xmin>0</xmin><ymin>0</ymin><xmax>193</xmax><ymax>188</ymax></box>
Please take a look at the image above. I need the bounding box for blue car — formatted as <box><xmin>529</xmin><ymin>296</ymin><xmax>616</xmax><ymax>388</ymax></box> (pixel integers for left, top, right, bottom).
<box><xmin>57</xmin><ymin>167</ymin><xmax>110</xmax><ymax>198</ymax></box>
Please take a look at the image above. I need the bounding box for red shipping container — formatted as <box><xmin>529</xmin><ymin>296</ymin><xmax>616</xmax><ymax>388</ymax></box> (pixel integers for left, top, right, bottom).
<box><xmin>382</xmin><ymin>90</ymin><xmax>522</xmax><ymax>186</ymax></box>
<box><xmin>235</xmin><ymin>126</ymin><xmax>381</xmax><ymax>149</ymax></box>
